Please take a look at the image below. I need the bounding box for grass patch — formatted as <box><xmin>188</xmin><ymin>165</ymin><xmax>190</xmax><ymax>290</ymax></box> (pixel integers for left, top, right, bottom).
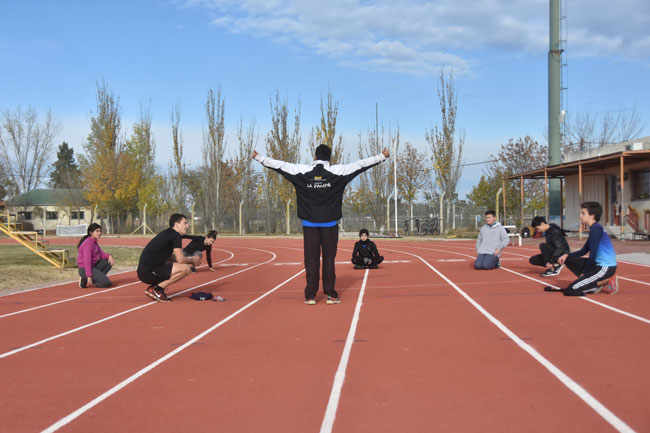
<box><xmin>0</xmin><ymin>244</ymin><xmax>142</xmax><ymax>294</ymax></box>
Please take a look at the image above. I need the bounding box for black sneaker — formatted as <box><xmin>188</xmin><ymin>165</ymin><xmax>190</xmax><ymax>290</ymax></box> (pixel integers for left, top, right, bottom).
<box><xmin>353</xmin><ymin>265</ymin><xmax>363</xmax><ymax>269</ymax></box>
<box><xmin>79</xmin><ymin>277</ymin><xmax>87</xmax><ymax>288</ymax></box>
<box><xmin>541</xmin><ymin>264</ymin><xmax>563</xmax><ymax>277</ymax></box>
<box><xmin>189</xmin><ymin>265</ymin><xmax>197</xmax><ymax>273</ymax></box>
<box><xmin>541</xmin><ymin>268</ymin><xmax>555</xmax><ymax>277</ymax></box>
<box><xmin>145</xmin><ymin>285</ymin><xmax>171</xmax><ymax>302</ymax></box>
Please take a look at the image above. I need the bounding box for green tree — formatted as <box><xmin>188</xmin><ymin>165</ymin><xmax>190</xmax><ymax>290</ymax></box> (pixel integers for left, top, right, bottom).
<box><xmin>80</xmin><ymin>81</ymin><xmax>139</xmax><ymax>232</ymax></box>
<box><xmin>468</xmin><ymin>136</ymin><xmax>546</xmax><ymax>225</ymax></box>
<box><xmin>49</xmin><ymin>142</ymin><xmax>81</xmax><ymax>189</ymax></box>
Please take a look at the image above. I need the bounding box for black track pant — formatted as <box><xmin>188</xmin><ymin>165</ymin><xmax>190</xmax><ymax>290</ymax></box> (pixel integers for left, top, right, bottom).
<box><xmin>529</xmin><ymin>243</ymin><xmax>557</xmax><ymax>267</ymax></box>
<box><xmin>303</xmin><ymin>225</ymin><xmax>339</xmax><ymax>300</ymax></box>
<box><xmin>565</xmin><ymin>257</ymin><xmax>617</xmax><ymax>294</ymax></box>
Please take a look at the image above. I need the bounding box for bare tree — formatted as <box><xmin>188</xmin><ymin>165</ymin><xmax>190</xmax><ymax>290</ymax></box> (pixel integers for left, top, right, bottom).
<box><xmin>202</xmin><ymin>87</ymin><xmax>226</xmax><ymax>229</ymax></box>
<box><xmin>397</xmin><ymin>142</ymin><xmax>427</xmax><ymax>227</ymax></box>
<box><xmin>231</xmin><ymin>117</ymin><xmax>259</xmax><ymax>233</ymax></box>
<box><xmin>353</xmin><ymin>124</ymin><xmax>398</xmax><ymax>228</ymax></box>
<box><xmin>425</xmin><ymin>68</ymin><xmax>465</xmax><ymax>232</ymax></box>
<box><xmin>171</xmin><ymin>103</ymin><xmax>185</xmax><ymax>212</ymax></box>
<box><xmin>307</xmin><ymin>86</ymin><xmax>345</xmax><ymax>164</ymax></box>
<box><xmin>265</xmin><ymin>90</ymin><xmax>301</xmax><ymax>234</ymax></box>
<box><xmin>564</xmin><ymin>105</ymin><xmax>647</xmax><ymax>152</ymax></box>
<box><xmin>0</xmin><ymin>106</ymin><xmax>60</xmax><ymax>197</ymax></box>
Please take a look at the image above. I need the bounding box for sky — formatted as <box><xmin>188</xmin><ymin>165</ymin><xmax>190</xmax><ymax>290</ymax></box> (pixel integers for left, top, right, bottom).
<box><xmin>1</xmin><ymin>0</ymin><xmax>649</xmax><ymax>199</ymax></box>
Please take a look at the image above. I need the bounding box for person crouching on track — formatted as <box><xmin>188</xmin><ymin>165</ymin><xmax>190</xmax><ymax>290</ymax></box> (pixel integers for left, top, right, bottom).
<box><xmin>77</xmin><ymin>223</ymin><xmax>114</xmax><ymax>288</ymax></box>
<box><xmin>528</xmin><ymin>216</ymin><xmax>570</xmax><ymax>276</ymax></box>
<box><xmin>137</xmin><ymin>213</ymin><xmax>200</xmax><ymax>302</ymax></box>
<box><xmin>546</xmin><ymin>202</ymin><xmax>618</xmax><ymax>296</ymax></box>
<box><xmin>181</xmin><ymin>230</ymin><xmax>218</xmax><ymax>272</ymax></box>
<box><xmin>351</xmin><ymin>228</ymin><xmax>384</xmax><ymax>269</ymax></box>
<box><xmin>474</xmin><ymin>209</ymin><xmax>509</xmax><ymax>270</ymax></box>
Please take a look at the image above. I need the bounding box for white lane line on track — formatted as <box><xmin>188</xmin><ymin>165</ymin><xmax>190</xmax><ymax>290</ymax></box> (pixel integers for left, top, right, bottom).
<box><xmin>0</xmin><ymin>249</ymin><xmax>273</xmax><ymax>360</ymax></box>
<box><xmin>0</xmin><ymin>282</ymin><xmax>139</xmax><ymax>319</ymax></box>
<box><xmin>388</xmin><ymin>247</ymin><xmax>635</xmax><ymax>433</ymax></box>
<box><xmin>41</xmin><ymin>268</ymin><xmax>305</xmax><ymax>433</ymax></box>
<box><xmin>499</xmin><ymin>266</ymin><xmax>650</xmax><ymax>326</ymax></box>
<box><xmin>320</xmin><ymin>269</ymin><xmax>369</xmax><ymax>433</ymax></box>
<box><xmin>396</xmin><ymin>243</ymin><xmax>650</xmax><ymax>326</ymax></box>
<box><xmin>0</xmin><ymin>250</ymin><xmax>236</xmax><ymax>318</ymax></box>
<box><xmin>618</xmin><ymin>276</ymin><xmax>650</xmax><ymax>286</ymax></box>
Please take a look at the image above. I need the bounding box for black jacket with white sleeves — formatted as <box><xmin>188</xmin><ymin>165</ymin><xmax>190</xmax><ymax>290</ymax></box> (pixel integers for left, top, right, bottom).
<box><xmin>253</xmin><ymin>153</ymin><xmax>387</xmax><ymax>223</ymax></box>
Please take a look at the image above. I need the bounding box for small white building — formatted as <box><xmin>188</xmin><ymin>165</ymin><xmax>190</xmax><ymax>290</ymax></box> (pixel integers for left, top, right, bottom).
<box><xmin>7</xmin><ymin>188</ymin><xmax>93</xmax><ymax>234</ymax></box>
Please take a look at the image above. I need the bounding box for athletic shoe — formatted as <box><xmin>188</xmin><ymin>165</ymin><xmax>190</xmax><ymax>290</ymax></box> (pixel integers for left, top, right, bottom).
<box><xmin>304</xmin><ymin>299</ymin><xmax>317</xmax><ymax>305</ymax></box>
<box><xmin>79</xmin><ymin>277</ymin><xmax>87</xmax><ymax>288</ymax></box>
<box><xmin>353</xmin><ymin>265</ymin><xmax>363</xmax><ymax>269</ymax></box>
<box><xmin>145</xmin><ymin>285</ymin><xmax>171</xmax><ymax>302</ymax></box>
<box><xmin>189</xmin><ymin>265</ymin><xmax>197</xmax><ymax>273</ymax></box>
<box><xmin>540</xmin><ymin>268</ymin><xmax>555</xmax><ymax>277</ymax></box>
<box><xmin>541</xmin><ymin>264</ymin><xmax>564</xmax><ymax>277</ymax></box>
<box><xmin>601</xmin><ymin>276</ymin><xmax>619</xmax><ymax>294</ymax></box>
<box><xmin>326</xmin><ymin>296</ymin><xmax>341</xmax><ymax>305</ymax></box>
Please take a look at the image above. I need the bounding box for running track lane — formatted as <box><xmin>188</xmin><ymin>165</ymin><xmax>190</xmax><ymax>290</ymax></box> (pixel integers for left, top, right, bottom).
<box><xmin>0</xmin><ymin>246</ymin><xmax>285</xmax><ymax>432</ymax></box>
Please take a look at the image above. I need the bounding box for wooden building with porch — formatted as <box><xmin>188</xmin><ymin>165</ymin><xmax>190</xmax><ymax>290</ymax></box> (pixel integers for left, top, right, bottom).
<box><xmin>503</xmin><ymin>137</ymin><xmax>650</xmax><ymax>240</ymax></box>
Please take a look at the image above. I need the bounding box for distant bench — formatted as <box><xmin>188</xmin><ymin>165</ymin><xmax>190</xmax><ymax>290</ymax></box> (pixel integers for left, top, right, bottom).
<box><xmin>503</xmin><ymin>225</ymin><xmax>522</xmax><ymax>247</ymax></box>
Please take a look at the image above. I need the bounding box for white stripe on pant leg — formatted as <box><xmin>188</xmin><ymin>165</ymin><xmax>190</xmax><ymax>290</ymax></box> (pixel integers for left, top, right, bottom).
<box><xmin>572</xmin><ymin>266</ymin><xmax>608</xmax><ymax>291</ymax></box>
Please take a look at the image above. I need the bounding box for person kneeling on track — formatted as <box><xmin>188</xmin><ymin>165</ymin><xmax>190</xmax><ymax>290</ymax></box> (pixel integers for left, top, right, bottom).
<box><xmin>137</xmin><ymin>213</ymin><xmax>201</xmax><ymax>303</ymax></box>
<box><xmin>77</xmin><ymin>223</ymin><xmax>114</xmax><ymax>288</ymax></box>
<box><xmin>544</xmin><ymin>202</ymin><xmax>618</xmax><ymax>297</ymax></box>
<box><xmin>351</xmin><ymin>228</ymin><xmax>384</xmax><ymax>269</ymax></box>
<box><xmin>474</xmin><ymin>209</ymin><xmax>509</xmax><ymax>270</ymax></box>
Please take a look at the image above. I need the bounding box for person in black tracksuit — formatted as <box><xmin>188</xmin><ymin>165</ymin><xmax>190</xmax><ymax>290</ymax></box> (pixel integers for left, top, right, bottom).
<box><xmin>182</xmin><ymin>230</ymin><xmax>218</xmax><ymax>272</ymax></box>
<box><xmin>252</xmin><ymin>144</ymin><xmax>390</xmax><ymax>305</ymax></box>
<box><xmin>528</xmin><ymin>216</ymin><xmax>571</xmax><ymax>276</ymax></box>
<box><xmin>351</xmin><ymin>228</ymin><xmax>384</xmax><ymax>269</ymax></box>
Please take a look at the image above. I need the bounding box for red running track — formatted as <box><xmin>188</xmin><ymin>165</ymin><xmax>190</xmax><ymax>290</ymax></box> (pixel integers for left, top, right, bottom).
<box><xmin>0</xmin><ymin>238</ymin><xmax>649</xmax><ymax>433</ymax></box>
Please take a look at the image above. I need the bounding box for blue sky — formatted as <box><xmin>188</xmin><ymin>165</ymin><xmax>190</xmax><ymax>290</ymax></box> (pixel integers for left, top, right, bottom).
<box><xmin>1</xmin><ymin>0</ymin><xmax>649</xmax><ymax>198</ymax></box>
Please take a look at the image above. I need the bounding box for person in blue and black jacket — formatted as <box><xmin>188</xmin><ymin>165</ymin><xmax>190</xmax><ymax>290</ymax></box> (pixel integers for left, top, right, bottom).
<box><xmin>252</xmin><ymin>144</ymin><xmax>389</xmax><ymax>305</ymax></box>
<box><xmin>548</xmin><ymin>202</ymin><xmax>618</xmax><ymax>296</ymax></box>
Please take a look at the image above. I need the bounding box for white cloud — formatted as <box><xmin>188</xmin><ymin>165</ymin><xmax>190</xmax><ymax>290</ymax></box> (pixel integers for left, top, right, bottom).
<box><xmin>180</xmin><ymin>0</ymin><xmax>650</xmax><ymax>75</ymax></box>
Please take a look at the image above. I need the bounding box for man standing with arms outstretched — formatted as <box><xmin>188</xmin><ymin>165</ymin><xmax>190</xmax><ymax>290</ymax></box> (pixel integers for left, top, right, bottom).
<box><xmin>252</xmin><ymin>144</ymin><xmax>390</xmax><ymax>305</ymax></box>
<box><xmin>137</xmin><ymin>213</ymin><xmax>200</xmax><ymax>302</ymax></box>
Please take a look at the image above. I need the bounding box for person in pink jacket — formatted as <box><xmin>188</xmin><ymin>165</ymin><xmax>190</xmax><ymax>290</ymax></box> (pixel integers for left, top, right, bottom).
<box><xmin>77</xmin><ymin>223</ymin><xmax>115</xmax><ymax>288</ymax></box>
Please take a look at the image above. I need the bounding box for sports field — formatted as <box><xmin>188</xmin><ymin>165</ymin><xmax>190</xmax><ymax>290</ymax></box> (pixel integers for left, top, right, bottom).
<box><xmin>1</xmin><ymin>237</ymin><xmax>649</xmax><ymax>433</ymax></box>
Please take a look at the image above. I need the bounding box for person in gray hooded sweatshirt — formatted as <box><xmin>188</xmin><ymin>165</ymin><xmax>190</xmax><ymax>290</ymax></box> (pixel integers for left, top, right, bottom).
<box><xmin>475</xmin><ymin>209</ymin><xmax>509</xmax><ymax>270</ymax></box>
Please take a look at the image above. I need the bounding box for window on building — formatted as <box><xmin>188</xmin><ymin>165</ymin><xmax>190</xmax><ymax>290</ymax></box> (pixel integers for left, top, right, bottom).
<box><xmin>71</xmin><ymin>211</ymin><xmax>85</xmax><ymax>220</ymax></box>
<box><xmin>18</xmin><ymin>211</ymin><xmax>32</xmax><ymax>221</ymax></box>
<box><xmin>46</xmin><ymin>211</ymin><xmax>58</xmax><ymax>220</ymax></box>
<box><xmin>632</xmin><ymin>169</ymin><xmax>650</xmax><ymax>200</ymax></box>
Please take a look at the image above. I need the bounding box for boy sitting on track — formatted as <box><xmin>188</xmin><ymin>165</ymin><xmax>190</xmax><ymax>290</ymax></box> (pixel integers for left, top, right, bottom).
<box><xmin>474</xmin><ymin>209</ymin><xmax>509</xmax><ymax>270</ymax></box>
<box><xmin>544</xmin><ymin>202</ymin><xmax>618</xmax><ymax>296</ymax></box>
<box><xmin>137</xmin><ymin>213</ymin><xmax>201</xmax><ymax>303</ymax></box>
<box><xmin>528</xmin><ymin>216</ymin><xmax>570</xmax><ymax>276</ymax></box>
<box><xmin>181</xmin><ymin>230</ymin><xmax>218</xmax><ymax>272</ymax></box>
<box><xmin>351</xmin><ymin>228</ymin><xmax>384</xmax><ymax>269</ymax></box>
